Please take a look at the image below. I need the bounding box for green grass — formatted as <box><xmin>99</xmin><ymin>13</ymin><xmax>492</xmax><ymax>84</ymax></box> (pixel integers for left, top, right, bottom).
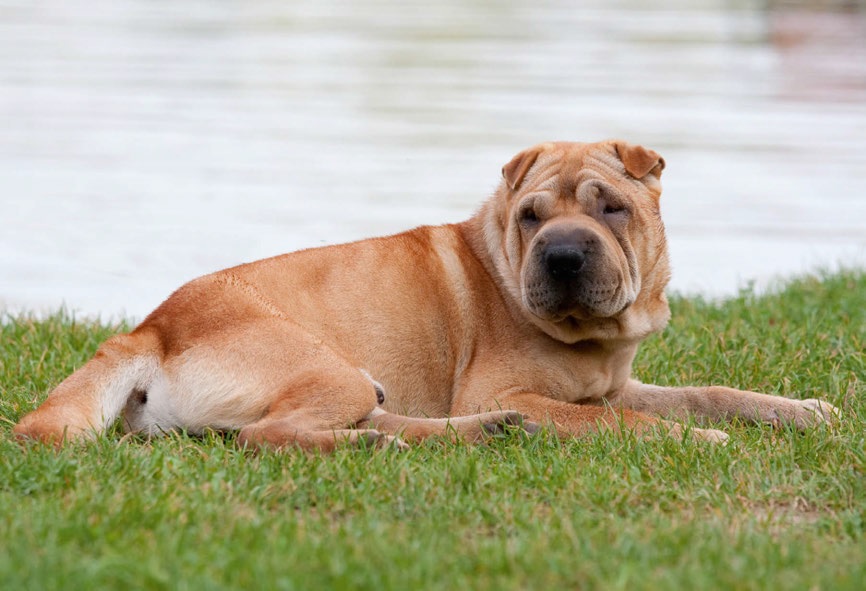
<box><xmin>1</xmin><ymin>270</ymin><xmax>865</xmax><ymax>590</ymax></box>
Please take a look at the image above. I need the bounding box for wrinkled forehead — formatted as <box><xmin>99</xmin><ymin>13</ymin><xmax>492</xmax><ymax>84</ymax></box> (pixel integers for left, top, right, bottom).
<box><xmin>530</xmin><ymin>143</ymin><xmax>633</xmax><ymax>194</ymax></box>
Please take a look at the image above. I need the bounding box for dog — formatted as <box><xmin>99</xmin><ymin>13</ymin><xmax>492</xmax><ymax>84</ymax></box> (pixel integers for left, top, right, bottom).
<box><xmin>13</xmin><ymin>140</ymin><xmax>838</xmax><ymax>451</ymax></box>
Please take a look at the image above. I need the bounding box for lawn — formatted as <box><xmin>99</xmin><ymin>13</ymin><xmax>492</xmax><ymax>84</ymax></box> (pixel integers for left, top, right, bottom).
<box><xmin>1</xmin><ymin>271</ymin><xmax>864</xmax><ymax>590</ymax></box>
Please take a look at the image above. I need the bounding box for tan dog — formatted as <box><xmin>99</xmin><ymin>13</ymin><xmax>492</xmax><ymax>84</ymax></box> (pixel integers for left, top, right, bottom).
<box><xmin>13</xmin><ymin>140</ymin><xmax>838</xmax><ymax>450</ymax></box>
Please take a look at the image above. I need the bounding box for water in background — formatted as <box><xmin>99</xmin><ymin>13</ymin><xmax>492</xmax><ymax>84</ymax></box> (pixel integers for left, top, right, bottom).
<box><xmin>1</xmin><ymin>0</ymin><xmax>865</xmax><ymax>320</ymax></box>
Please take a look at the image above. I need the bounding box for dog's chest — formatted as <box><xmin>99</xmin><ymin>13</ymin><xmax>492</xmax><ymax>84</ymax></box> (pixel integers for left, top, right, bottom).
<box><xmin>523</xmin><ymin>341</ymin><xmax>637</xmax><ymax>403</ymax></box>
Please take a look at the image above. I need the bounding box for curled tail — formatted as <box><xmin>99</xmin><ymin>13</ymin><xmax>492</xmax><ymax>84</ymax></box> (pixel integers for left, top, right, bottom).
<box><xmin>13</xmin><ymin>328</ymin><xmax>163</xmax><ymax>444</ymax></box>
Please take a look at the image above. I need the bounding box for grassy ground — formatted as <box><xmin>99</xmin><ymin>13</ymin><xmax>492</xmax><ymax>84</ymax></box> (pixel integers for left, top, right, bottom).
<box><xmin>1</xmin><ymin>271</ymin><xmax>864</xmax><ymax>590</ymax></box>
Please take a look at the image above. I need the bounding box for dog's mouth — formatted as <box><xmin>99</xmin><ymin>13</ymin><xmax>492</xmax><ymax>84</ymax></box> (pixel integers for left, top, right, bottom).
<box><xmin>523</xmin><ymin>279</ymin><xmax>629</xmax><ymax>322</ymax></box>
<box><xmin>522</xmin><ymin>244</ymin><xmax>629</xmax><ymax>321</ymax></box>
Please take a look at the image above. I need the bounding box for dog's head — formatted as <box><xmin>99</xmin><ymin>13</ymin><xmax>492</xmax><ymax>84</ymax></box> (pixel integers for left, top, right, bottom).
<box><xmin>482</xmin><ymin>140</ymin><xmax>672</xmax><ymax>343</ymax></box>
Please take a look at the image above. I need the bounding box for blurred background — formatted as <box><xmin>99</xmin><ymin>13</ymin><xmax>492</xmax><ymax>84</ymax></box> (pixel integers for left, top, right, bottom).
<box><xmin>1</xmin><ymin>0</ymin><xmax>865</xmax><ymax>320</ymax></box>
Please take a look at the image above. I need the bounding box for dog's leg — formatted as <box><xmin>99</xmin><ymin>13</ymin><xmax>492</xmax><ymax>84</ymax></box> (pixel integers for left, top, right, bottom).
<box><xmin>239</xmin><ymin>422</ymin><xmax>405</xmax><ymax>453</ymax></box>
<box><xmin>481</xmin><ymin>391</ymin><xmax>729</xmax><ymax>443</ymax></box>
<box><xmin>153</xmin><ymin>326</ymin><xmax>410</xmax><ymax>452</ymax></box>
<box><xmin>13</xmin><ymin>328</ymin><xmax>162</xmax><ymax>445</ymax></box>
<box><xmin>613</xmin><ymin>381</ymin><xmax>840</xmax><ymax>429</ymax></box>
<box><xmin>235</xmin><ymin>371</ymin><xmax>407</xmax><ymax>453</ymax></box>
<box><xmin>356</xmin><ymin>407</ymin><xmax>536</xmax><ymax>442</ymax></box>
<box><xmin>147</xmin><ymin>319</ymin><xmax>406</xmax><ymax>453</ymax></box>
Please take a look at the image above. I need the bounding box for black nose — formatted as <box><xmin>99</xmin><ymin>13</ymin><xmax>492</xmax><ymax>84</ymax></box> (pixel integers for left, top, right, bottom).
<box><xmin>544</xmin><ymin>245</ymin><xmax>586</xmax><ymax>280</ymax></box>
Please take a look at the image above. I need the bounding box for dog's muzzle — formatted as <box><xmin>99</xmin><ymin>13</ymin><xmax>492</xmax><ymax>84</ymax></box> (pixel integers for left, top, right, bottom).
<box><xmin>524</xmin><ymin>226</ymin><xmax>623</xmax><ymax>319</ymax></box>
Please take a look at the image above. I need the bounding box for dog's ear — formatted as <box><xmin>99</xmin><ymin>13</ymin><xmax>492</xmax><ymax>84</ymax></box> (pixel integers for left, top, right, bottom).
<box><xmin>502</xmin><ymin>146</ymin><xmax>543</xmax><ymax>191</ymax></box>
<box><xmin>615</xmin><ymin>141</ymin><xmax>665</xmax><ymax>180</ymax></box>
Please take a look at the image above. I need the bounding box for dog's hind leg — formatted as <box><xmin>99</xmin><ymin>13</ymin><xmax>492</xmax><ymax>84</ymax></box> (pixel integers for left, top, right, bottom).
<box><xmin>235</xmin><ymin>367</ymin><xmax>407</xmax><ymax>453</ymax></box>
<box><xmin>356</xmin><ymin>407</ymin><xmax>535</xmax><ymax>443</ymax></box>
<box><xmin>143</xmin><ymin>318</ymin><xmax>408</xmax><ymax>453</ymax></box>
<box><xmin>13</xmin><ymin>327</ymin><xmax>162</xmax><ymax>445</ymax></box>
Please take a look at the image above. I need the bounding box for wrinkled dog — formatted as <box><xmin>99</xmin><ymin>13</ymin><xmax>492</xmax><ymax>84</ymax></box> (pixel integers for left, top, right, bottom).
<box><xmin>14</xmin><ymin>140</ymin><xmax>838</xmax><ymax>450</ymax></box>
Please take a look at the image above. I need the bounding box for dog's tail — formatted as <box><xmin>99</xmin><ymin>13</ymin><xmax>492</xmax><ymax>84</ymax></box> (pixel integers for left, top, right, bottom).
<box><xmin>13</xmin><ymin>327</ymin><xmax>163</xmax><ymax>445</ymax></box>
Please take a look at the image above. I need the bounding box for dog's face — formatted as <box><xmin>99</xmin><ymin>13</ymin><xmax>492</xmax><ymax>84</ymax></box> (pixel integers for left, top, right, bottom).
<box><xmin>485</xmin><ymin>140</ymin><xmax>672</xmax><ymax>343</ymax></box>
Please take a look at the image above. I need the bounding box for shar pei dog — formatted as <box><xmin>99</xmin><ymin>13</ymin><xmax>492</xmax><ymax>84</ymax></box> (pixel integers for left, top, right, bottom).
<box><xmin>13</xmin><ymin>140</ymin><xmax>838</xmax><ymax>450</ymax></box>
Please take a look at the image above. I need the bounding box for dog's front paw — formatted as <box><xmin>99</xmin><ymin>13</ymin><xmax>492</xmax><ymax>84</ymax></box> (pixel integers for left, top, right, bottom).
<box><xmin>794</xmin><ymin>399</ymin><xmax>840</xmax><ymax>428</ymax></box>
<box><xmin>764</xmin><ymin>398</ymin><xmax>840</xmax><ymax>430</ymax></box>
<box><xmin>479</xmin><ymin>410</ymin><xmax>540</xmax><ymax>438</ymax></box>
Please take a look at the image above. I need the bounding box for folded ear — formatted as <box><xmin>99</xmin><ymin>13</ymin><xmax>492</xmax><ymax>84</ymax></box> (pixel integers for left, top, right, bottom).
<box><xmin>614</xmin><ymin>141</ymin><xmax>665</xmax><ymax>181</ymax></box>
<box><xmin>502</xmin><ymin>146</ymin><xmax>543</xmax><ymax>191</ymax></box>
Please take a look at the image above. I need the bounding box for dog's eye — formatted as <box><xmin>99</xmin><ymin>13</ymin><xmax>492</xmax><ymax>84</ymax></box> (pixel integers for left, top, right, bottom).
<box><xmin>603</xmin><ymin>204</ymin><xmax>627</xmax><ymax>216</ymax></box>
<box><xmin>520</xmin><ymin>208</ymin><xmax>540</xmax><ymax>225</ymax></box>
